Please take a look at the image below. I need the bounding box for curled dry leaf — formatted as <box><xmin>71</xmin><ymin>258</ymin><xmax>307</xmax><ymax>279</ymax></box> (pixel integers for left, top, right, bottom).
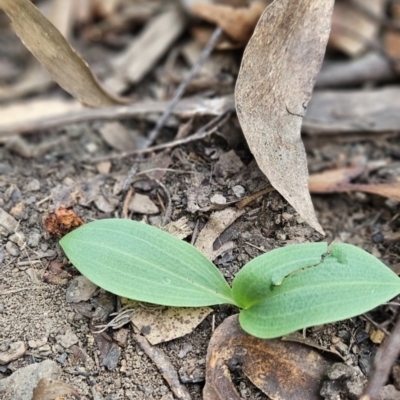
<box><xmin>44</xmin><ymin>207</ymin><xmax>84</xmax><ymax>237</ymax></box>
<box><xmin>309</xmin><ymin>166</ymin><xmax>400</xmax><ymax>202</ymax></box>
<box><xmin>203</xmin><ymin>315</ymin><xmax>331</xmax><ymax>400</ymax></box>
<box><xmin>0</xmin><ymin>0</ymin><xmax>126</xmax><ymax>107</ymax></box>
<box><xmin>235</xmin><ymin>0</ymin><xmax>335</xmax><ymax>235</ymax></box>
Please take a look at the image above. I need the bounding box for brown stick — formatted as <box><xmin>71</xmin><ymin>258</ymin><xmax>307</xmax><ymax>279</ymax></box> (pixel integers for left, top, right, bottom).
<box><xmin>133</xmin><ymin>333</ymin><xmax>192</xmax><ymax>400</ymax></box>
<box><xmin>0</xmin><ymin>95</ymin><xmax>234</xmax><ymax>138</ymax></box>
<box><xmin>360</xmin><ymin>313</ymin><xmax>400</xmax><ymax>400</ymax></box>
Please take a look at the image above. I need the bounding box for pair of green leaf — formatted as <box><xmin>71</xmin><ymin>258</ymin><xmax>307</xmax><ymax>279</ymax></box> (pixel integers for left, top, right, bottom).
<box><xmin>60</xmin><ymin>219</ymin><xmax>400</xmax><ymax>339</ymax></box>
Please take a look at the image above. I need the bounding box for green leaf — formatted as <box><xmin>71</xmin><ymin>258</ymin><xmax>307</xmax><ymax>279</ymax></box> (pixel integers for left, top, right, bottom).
<box><xmin>232</xmin><ymin>242</ymin><xmax>327</xmax><ymax>308</ymax></box>
<box><xmin>60</xmin><ymin>219</ymin><xmax>234</xmax><ymax>307</ymax></box>
<box><xmin>236</xmin><ymin>243</ymin><xmax>400</xmax><ymax>338</ymax></box>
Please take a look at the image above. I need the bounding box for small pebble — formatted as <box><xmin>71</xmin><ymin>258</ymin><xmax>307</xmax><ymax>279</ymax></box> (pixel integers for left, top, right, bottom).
<box><xmin>25</xmin><ymin>179</ymin><xmax>40</xmax><ymax>192</ymax></box>
<box><xmin>9</xmin><ymin>232</ymin><xmax>25</xmax><ymax>246</ymax></box>
<box><xmin>0</xmin><ymin>304</ymin><xmax>4</xmax><ymax>313</ymax></box>
<box><xmin>6</xmin><ymin>241</ymin><xmax>20</xmax><ymax>257</ymax></box>
<box><xmin>232</xmin><ymin>185</ymin><xmax>245</xmax><ymax>198</ymax></box>
<box><xmin>56</xmin><ymin>353</ymin><xmax>68</xmax><ymax>364</ymax></box>
<box><xmin>27</xmin><ymin>232</ymin><xmax>41</xmax><ymax>247</ymax></box>
<box><xmin>372</xmin><ymin>231</ymin><xmax>384</xmax><ymax>244</ymax></box>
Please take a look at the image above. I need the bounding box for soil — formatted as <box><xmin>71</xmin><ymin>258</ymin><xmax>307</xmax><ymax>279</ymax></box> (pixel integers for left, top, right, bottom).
<box><xmin>1</xmin><ymin>123</ymin><xmax>400</xmax><ymax>399</ymax></box>
<box><xmin>1</xmin><ymin>4</ymin><xmax>400</xmax><ymax>400</ymax></box>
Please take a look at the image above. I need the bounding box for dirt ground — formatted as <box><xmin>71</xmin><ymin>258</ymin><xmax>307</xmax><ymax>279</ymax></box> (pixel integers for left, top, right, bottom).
<box><xmin>1</xmin><ymin>1</ymin><xmax>400</xmax><ymax>400</ymax></box>
<box><xmin>1</xmin><ymin>123</ymin><xmax>400</xmax><ymax>399</ymax></box>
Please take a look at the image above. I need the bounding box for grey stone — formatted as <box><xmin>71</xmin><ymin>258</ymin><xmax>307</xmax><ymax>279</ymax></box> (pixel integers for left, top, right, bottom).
<box><xmin>0</xmin><ymin>360</ymin><xmax>59</xmax><ymax>400</ymax></box>
<box><xmin>0</xmin><ymin>209</ymin><xmax>18</xmax><ymax>233</ymax></box>
<box><xmin>0</xmin><ymin>341</ymin><xmax>27</xmax><ymax>365</ymax></box>
<box><xmin>27</xmin><ymin>232</ymin><xmax>41</xmax><ymax>247</ymax></box>
<box><xmin>25</xmin><ymin>179</ymin><xmax>40</xmax><ymax>192</ymax></box>
<box><xmin>6</xmin><ymin>241</ymin><xmax>19</xmax><ymax>257</ymax></box>
<box><xmin>56</xmin><ymin>329</ymin><xmax>79</xmax><ymax>349</ymax></box>
<box><xmin>66</xmin><ymin>276</ymin><xmax>98</xmax><ymax>303</ymax></box>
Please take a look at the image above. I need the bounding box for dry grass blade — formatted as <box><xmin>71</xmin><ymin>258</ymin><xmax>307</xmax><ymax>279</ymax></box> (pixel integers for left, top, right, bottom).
<box><xmin>0</xmin><ymin>0</ymin><xmax>126</xmax><ymax>107</ymax></box>
<box><xmin>235</xmin><ymin>0</ymin><xmax>335</xmax><ymax>235</ymax></box>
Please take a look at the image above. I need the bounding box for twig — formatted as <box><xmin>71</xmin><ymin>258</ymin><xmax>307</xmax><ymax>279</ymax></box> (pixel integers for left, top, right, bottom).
<box><xmin>133</xmin><ymin>333</ymin><xmax>192</xmax><ymax>400</ymax></box>
<box><xmin>244</xmin><ymin>241</ymin><xmax>267</xmax><ymax>253</ymax></box>
<box><xmin>154</xmin><ymin>179</ymin><xmax>172</xmax><ymax>226</ymax></box>
<box><xmin>238</xmin><ymin>186</ymin><xmax>276</xmax><ymax>209</ymax></box>
<box><xmin>360</xmin><ymin>312</ymin><xmax>400</xmax><ymax>400</ymax></box>
<box><xmin>362</xmin><ymin>313</ymin><xmax>391</xmax><ymax>336</ymax></box>
<box><xmin>91</xmin><ymin>113</ymin><xmax>230</xmax><ymax>164</ymax></box>
<box><xmin>0</xmin><ymin>95</ymin><xmax>234</xmax><ymax>138</ymax></box>
<box><xmin>144</xmin><ymin>26</ymin><xmax>223</xmax><ymax>147</ymax></box>
<box><xmin>122</xmin><ymin>188</ymin><xmax>134</xmax><ymax>218</ymax></box>
<box><xmin>349</xmin><ymin>0</ymin><xmax>400</xmax><ymax>31</ymax></box>
<box><xmin>0</xmin><ymin>286</ymin><xmax>47</xmax><ymax>295</ymax></box>
<box><xmin>122</xmin><ymin>28</ymin><xmax>222</xmax><ymax>190</ymax></box>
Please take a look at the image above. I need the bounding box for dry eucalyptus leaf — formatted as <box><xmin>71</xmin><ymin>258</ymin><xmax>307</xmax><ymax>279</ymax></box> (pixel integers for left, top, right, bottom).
<box><xmin>0</xmin><ymin>0</ymin><xmax>126</xmax><ymax>107</ymax></box>
<box><xmin>131</xmin><ymin>306</ymin><xmax>212</xmax><ymax>345</ymax></box>
<box><xmin>235</xmin><ymin>0</ymin><xmax>335</xmax><ymax>235</ymax></box>
<box><xmin>204</xmin><ymin>315</ymin><xmax>332</xmax><ymax>400</ymax></box>
<box><xmin>309</xmin><ymin>166</ymin><xmax>400</xmax><ymax>202</ymax></box>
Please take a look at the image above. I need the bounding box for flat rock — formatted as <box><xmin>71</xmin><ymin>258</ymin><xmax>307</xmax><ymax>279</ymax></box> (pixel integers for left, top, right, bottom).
<box><xmin>128</xmin><ymin>193</ymin><xmax>159</xmax><ymax>214</ymax></box>
<box><xmin>0</xmin><ymin>341</ymin><xmax>27</xmax><ymax>365</ymax></box>
<box><xmin>66</xmin><ymin>276</ymin><xmax>98</xmax><ymax>303</ymax></box>
<box><xmin>56</xmin><ymin>329</ymin><xmax>79</xmax><ymax>349</ymax></box>
<box><xmin>0</xmin><ymin>360</ymin><xmax>59</xmax><ymax>400</ymax></box>
<box><xmin>0</xmin><ymin>208</ymin><xmax>18</xmax><ymax>233</ymax></box>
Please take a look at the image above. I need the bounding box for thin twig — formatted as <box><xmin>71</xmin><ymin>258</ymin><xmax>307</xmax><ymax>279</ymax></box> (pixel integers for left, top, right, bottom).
<box><xmin>133</xmin><ymin>333</ymin><xmax>192</xmax><ymax>400</ymax></box>
<box><xmin>122</xmin><ymin>188</ymin><xmax>134</xmax><ymax>218</ymax></box>
<box><xmin>360</xmin><ymin>312</ymin><xmax>400</xmax><ymax>400</ymax></box>
<box><xmin>0</xmin><ymin>286</ymin><xmax>47</xmax><ymax>295</ymax></box>
<box><xmin>0</xmin><ymin>94</ymin><xmax>234</xmax><ymax>138</ymax></box>
<box><xmin>238</xmin><ymin>186</ymin><xmax>276</xmax><ymax>209</ymax></box>
<box><xmin>144</xmin><ymin>26</ymin><xmax>223</xmax><ymax>147</ymax></box>
<box><xmin>154</xmin><ymin>179</ymin><xmax>172</xmax><ymax>226</ymax></box>
<box><xmin>92</xmin><ymin>113</ymin><xmax>230</xmax><ymax>164</ymax></box>
<box><xmin>349</xmin><ymin>0</ymin><xmax>400</xmax><ymax>31</ymax></box>
<box><xmin>122</xmin><ymin>28</ymin><xmax>223</xmax><ymax>190</ymax></box>
<box><xmin>362</xmin><ymin>313</ymin><xmax>391</xmax><ymax>336</ymax></box>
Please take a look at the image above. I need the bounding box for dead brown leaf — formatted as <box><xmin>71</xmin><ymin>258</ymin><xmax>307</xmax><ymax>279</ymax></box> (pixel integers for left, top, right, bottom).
<box><xmin>44</xmin><ymin>207</ymin><xmax>84</xmax><ymax>237</ymax></box>
<box><xmin>330</xmin><ymin>0</ymin><xmax>383</xmax><ymax>57</ymax></box>
<box><xmin>131</xmin><ymin>306</ymin><xmax>212</xmax><ymax>345</ymax></box>
<box><xmin>0</xmin><ymin>0</ymin><xmax>126</xmax><ymax>107</ymax></box>
<box><xmin>203</xmin><ymin>315</ymin><xmax>332</xmax><ymax>400</ymax></box>
<box><xmin>309</xmin><ymin>166</ymin><xmax>400</xmax><ymax>202</ymax></box>
<box><xmin>235</xmin><ymin>0</ymin><xmax>334</xmax><ymax>235</ymax></box>
<box><xmin>195</xmin><ymin>207</ymin><xmax>244</xmax><ymax>260</ymax></box>
<box><xmin>43</xmin><ymin>261</ymin><xmax>73</xmax><ymax>285</ymax></box>
<box><xmin>191</xmin><ymin>1</ymin><xmax>267</xmax><ymax>45</ymax></box>
<box><xmin>32</xmin><ymin>378</ymin><xmax>80</xmax><ymax>400</ymax></box>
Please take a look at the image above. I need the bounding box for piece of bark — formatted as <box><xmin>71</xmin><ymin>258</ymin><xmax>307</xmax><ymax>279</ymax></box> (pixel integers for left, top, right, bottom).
<box><xmin>303</xmin><ymin>86</ymin><xmax>400</xmax><ymax>134</ymax></box>
<box><xmin>316</xmin><ymin>53</ymin><xmax>397</xmax><ymax>88</ymax></box>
